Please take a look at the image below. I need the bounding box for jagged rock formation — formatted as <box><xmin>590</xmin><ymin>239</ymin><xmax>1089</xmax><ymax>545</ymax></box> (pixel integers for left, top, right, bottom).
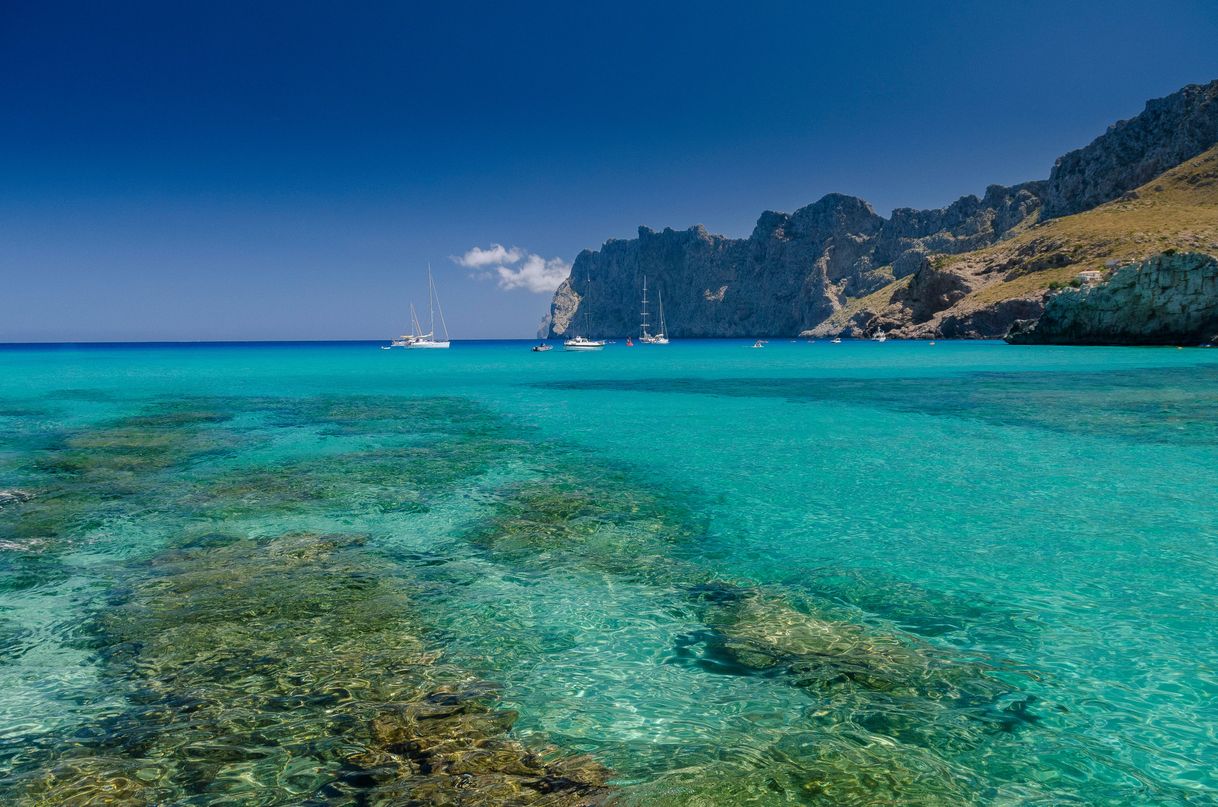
<box><xmin>1041</xmin><ymin>80</ymin><xmax>1218</xmax><ymax>219</ymax></box>
<box><xmin>548</xmin><ymin>79</ymin><xmax>1218</xmax><ymax>341</ymax></box>
<box><xmin>1006</xmin><ymin>252</ymin><xmax>1218</xmax><ymax>345</ymax></box>
<box><xmin>549</xmin><ymin>185</ymin><xmax>1042</xmax><ymax>338</ymax></box>
<box><xmin>809</xmin><ymin>141</ymin><xmax>1218</xmax><ymax>340</ymax></box>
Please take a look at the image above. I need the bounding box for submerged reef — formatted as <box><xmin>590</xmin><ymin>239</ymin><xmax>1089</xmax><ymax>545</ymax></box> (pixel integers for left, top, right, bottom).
<box><xmin>0</xmin><ymin>395</ymin><xmax>611</xmax><ymax>805</ymax></box>
<box><xmin>460</xmin><ymin>463</ymin><xmax>1056</xmax><ymax>804</ymax></box>
<box><xmin>0</xmin><ymin>389</ymin><xmax>1125</xmax><ymax>805</ymax></box>
<box><xmin>15</xmin><ymin>532</ymin><xmax>610</xmax><ymax>805</ymax></box>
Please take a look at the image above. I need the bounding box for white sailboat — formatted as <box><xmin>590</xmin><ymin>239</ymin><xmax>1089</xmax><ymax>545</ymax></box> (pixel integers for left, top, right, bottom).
<box><xmin>564</xmin><ymin>275</ymin><xmax>605</xmax><ymax>350</ymax></box>
<box><xmin>390</xmin><ymin>303</ymin><xmax>425</xmax><ymax>347</ymax></box>
<box><xmin>639</xmin><ymin>277</ymin><xmax>670</xmax><ymax>344</ymax></box>
<box><xmin>408</xmin><ymin>265</ymin><xmax>451</xmax><ymax>349</ymax></box>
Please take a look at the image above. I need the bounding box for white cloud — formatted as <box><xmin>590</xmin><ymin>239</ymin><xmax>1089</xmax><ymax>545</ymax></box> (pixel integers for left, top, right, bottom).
<box><xmin>451</xmin><ymin>244</ymin><xmax>524</xmax><ymax>268</ymax></box>
<box><xmin>451</xmin><ymin>244</ymin><xmax>571</xmax><ymax>294</ymax></box>
<box><xmin>494</xmin><ymin>254</ymin><xmax>571</xmax><ymax>293</ymax></box>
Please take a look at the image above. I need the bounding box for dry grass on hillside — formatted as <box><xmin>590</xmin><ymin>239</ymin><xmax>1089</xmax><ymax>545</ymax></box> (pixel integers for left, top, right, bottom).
<box><xmin>952</xmin><ymin>144</ymin><xmax>1218</xmax><ymax>306</ymax></box>
<box><xmin>817</xmin><ymin>144</ymin><xmax>1218</xmax><ymax>334</ymax></box>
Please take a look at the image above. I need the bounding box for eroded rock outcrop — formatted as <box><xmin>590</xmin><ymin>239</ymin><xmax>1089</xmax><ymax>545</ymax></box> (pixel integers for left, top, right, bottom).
<box><xmin>1006</xmin><ymin>252</ymin><xmax>1218</xmax><ymax>345</ymax></box>
<box><xmin>547</xmin><ymin>79</ymin><xmax>1218</xmax><ymax>341</ymax></box>
<box><xmin>548</xmin><ymin>187</ymin><xmax>1041</xmax><ymax>338</ymax></box>
<box><xmin>1041</xmin><ymin>79</ymin><xmax>1218</xmax><ymax>219</ymax></box>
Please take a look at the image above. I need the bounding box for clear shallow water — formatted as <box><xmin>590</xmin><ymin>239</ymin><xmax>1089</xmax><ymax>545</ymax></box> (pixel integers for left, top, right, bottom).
<box><xmin>1</xmin><ymin>339</ymin><xmax>1217</xmax><ymax>804</ymax></box>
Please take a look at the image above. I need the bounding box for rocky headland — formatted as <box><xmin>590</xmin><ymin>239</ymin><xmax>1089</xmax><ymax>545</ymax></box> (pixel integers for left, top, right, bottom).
<box><xmin>1006</xmin><ymin>252</ymin><xmax>1218</xmax><ymax>345</ymax></box>
<box><xmin>548</xmin><ymin>79</ymin><xmax>1218</xmax><ymax>344</ymax></box>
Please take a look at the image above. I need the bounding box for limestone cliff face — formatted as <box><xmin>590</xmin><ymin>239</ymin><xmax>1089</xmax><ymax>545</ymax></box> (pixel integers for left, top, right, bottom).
<box><xmin>1041</xmin><ymin>80</ymin><xmax>1218</xmax><ymax>219</ymax></box>
<box><xmin>1005</xmin><ymin>253</ymin><xmax>1218</xmax><ymax>345</ymax></box>
<box><xmin>547</xmin><ymin>186</ymin><xmax>1041</xmax><ymax>338</ymax></box>
<box><xmin>546</xmin><ymin>78</ymin><xmax>1218</xmax><ymax>340</ymax></box>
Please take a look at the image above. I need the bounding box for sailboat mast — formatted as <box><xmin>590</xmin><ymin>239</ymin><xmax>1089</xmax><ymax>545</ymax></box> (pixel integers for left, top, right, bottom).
<box><xmin>434</xmin><ymin>277</ymin><xmax>450</xmax><ymax>341</ymax></box>
<box><xmin>658</xmin><ymin>288</ymin><xmax>666</xmax><ymax>336</ymax></box>
<box><xmin>641</xmin><ymin>276</ymin><xmax>650</xmax><ymax>338</ymax></box>
<box><xmin>427</xmin><ymin>264</ymin><xmax>436</xmax><ymax>336</ymax></box>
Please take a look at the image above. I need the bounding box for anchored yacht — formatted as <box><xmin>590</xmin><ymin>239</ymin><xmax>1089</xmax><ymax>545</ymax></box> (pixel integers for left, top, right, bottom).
<box><xmin>408</xmin><ymin>266</ymin><xmax>451</xmax><ymax>349</ymax></box>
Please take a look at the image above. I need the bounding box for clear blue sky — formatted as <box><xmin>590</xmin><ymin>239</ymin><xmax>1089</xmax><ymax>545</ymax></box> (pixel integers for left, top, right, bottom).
<box><xmin>2</xmin><ymin>1</ymin><xmax>1217</xmax><ymax>341</ymax></box>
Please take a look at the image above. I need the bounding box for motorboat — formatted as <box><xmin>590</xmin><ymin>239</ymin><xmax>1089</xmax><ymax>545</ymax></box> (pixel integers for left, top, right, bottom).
<box><xmin>564</xmin><ymin>336</ymin><xmax>606</xmax><ymax>351</ymax></box>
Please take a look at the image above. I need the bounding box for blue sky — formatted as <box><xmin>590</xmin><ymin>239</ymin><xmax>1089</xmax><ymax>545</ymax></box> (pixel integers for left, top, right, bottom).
<box><xmin>2</xmin><ymin>1</ymin><xmax>1217</xmax><ymax>341</ymax></box>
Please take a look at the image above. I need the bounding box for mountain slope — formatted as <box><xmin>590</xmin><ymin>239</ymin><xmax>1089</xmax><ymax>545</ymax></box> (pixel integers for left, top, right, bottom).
<box><xmin>548</xmin><ymin>79</ymin><xmax>1218</xmax><ymax>340</ymax></box>
<box><xmin>548</xmin><ymin>185</ymin><xmax>1041</xmax><ymax>338</ymax></box>
<box><xmin>810</xmin><ymin>143</ymin><xmax>1218</xmax><ymax>339</ymax></box>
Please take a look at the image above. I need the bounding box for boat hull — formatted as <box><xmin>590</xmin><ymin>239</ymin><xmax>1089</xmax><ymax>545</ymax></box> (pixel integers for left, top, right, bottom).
<box><xmin>408</xmin><ymin>341</ymin><xmax>450</xmax><ymax>349</ymax></box>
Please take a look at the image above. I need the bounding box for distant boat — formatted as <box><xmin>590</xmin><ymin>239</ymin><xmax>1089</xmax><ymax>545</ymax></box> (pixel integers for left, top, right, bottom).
<box><xmin>389</xmin><ymin>302</ymin><xmax>424</xmax><ymax>347</ymax></box>
<box><xmin>831</xmin><ymin>337</ymin><xmax>842</xmax><ymax>344</ymax></box>
<box><xmin>565</xmin><ymin>271</ymin><xmax>605</xmax><ymax>350</ymax></box>
<box><xmin>532</xmin><ymin>343</ymin><xmax>552</xmax><ymax>352</ymax></box>
<box><xmin>564</xmin><ymin>336</ymin><xmax>605</xmax><ymax>351</ymax></box>
<box><xmin>408</xmin><ymin>265</ymin><xmax>451</xmax><ymax>349</ymax></box>
<box><xmin>752</xmin><ymin>339</ymin><xmax>766</xmax><ymax>349</ymax></box>
<box><xmin>873</xmin><ymin>332</ymin><xmax>887</xmax><ymax>342</ymax></box>
<box><xmin>639</xmin><ymin>277</ymin><xmax>670</xmax><ymax>344</ymax></box>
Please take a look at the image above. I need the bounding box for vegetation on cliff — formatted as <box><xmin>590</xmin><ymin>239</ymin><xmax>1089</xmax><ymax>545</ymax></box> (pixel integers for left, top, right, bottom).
<box><xmin>813</xmin><ymin>143</ymin><xmax>1218</xmax><ymax>339</ymax></box>
<box><xmin>549</xmin><ymin>79</ymin><xmax>1218</xmax><ymax>342</ymax></box>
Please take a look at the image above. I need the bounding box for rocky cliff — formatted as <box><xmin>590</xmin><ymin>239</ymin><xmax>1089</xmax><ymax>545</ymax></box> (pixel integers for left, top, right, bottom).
<box><xmin>808</xmin><ymin>142</ymin><xmax>1218</xmax><ymax>340</ymax></box>
<box><xmin>549</xmin><ymin>79</ymin><xmax>1218</xmax><ymax>341</ymax></box>
<box><xmin>1005</xmin><ymin>252</ymin><xmax>1218</xmax><ymax>345</ymax></box>
<box><xmin>1041</xmin><ymin>80</ymin><xmax>1218</xmax><ymax>219</ymax></box>
<box><xmin>549</xmin><ymin>184</ymin><xmax>1042</xmax><ymax>338</ymax></box>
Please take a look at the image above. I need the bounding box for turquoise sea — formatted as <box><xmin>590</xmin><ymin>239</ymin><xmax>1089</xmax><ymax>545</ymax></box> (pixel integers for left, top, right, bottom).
<box><xmin>1</xmin><ymin>339</ymin><xmax>1217</xmax><ymax>805</ymax></box>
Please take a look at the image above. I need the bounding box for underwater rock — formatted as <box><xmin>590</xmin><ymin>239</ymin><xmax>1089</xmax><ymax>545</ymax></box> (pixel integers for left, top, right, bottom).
<box><xmin>797</xmin><ymin>568</ymin><xmax>1027</xmax><ymax>643</ymax></box>
<box><xmin>0</xmin><ymin>489</ymin><xmax>34</xmax><ymax>509</ymax></box>
<box><xmin>350</xmin><ymin>692</ymin><xmax>611</xmax><ymax>805</ymax></box>
<box><xmin>688</xmin><ymin>585</ymin><xmax>1041</xmax><ymax>746</ymax></box>
<box><xmin>465</xmin><ymin>468</ymin><xmax>701</xmax><ymax>581</ymax></box>
<box><xmin>621</xmin><ymin>734</ymin><xmax>979</xmax><ymax>807</ymax></box>
<box><xmin>8</xmin><ymin>530</ymin><xmax>612</xmax><ymax>805</ymax></box>
<box><xmin>24</xmin><ymin>755</ymin><xmax>169</xmax><ymax>806</ymax></box>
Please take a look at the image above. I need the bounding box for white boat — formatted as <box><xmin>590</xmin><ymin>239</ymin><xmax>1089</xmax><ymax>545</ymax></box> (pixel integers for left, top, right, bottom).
<box><xmin>565</xmin><ymin>272</ymin><xmax>605</xmax><ymax>350</ymax></box>
<box><xmin>408</xmin><ymin>266</ymin><xmax>451</xmax><ymax>349</ymax></box>
<box><xmin>872</xmin><ymin>332</ymin><xmax>887</xmax><ymax>342</ymax></box>
<box><xmin>564</xmin><ymin>336</ymin><xmax>605</xmax><ymax>351</ymax></box>
<box><xmin>639</xmin><ymin>277</ymin><xmax>670</xmax><ymax>344</ymax></box>
<box><xmin>831</xmin><ymin>337</ymin><xmax>842</xmax><ymax>344</ymax></box>
<box><xmin>532</xmin><ymin>343</ymin><xmax>553</xmax><ymax>352</ymax></box>
<box><xmin>752</xmin><ymin>339</ymin><xmax>766</xmax><ymax>349</ymax></box>
<box><xmin>389</xmin><ymin>303</ymin><xmax>426</xmax><ymax>347</ymax></box>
